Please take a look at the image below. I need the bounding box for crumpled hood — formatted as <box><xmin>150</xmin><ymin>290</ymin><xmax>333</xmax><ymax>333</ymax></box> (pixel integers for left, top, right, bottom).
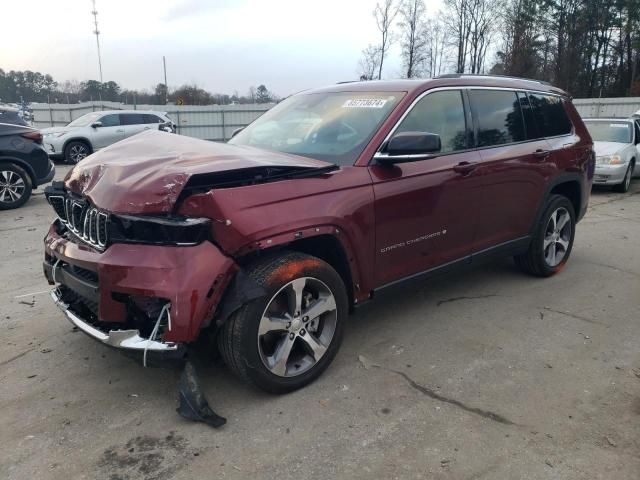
<box><xmin>593</xmin><ymin>141</ymin><xmax>628</xmax><ymax>157</ymax></box>
<box><xmin>64</xmin><ymin>130</ymin><xmax>332</xmax><ymax>214</ymax></box>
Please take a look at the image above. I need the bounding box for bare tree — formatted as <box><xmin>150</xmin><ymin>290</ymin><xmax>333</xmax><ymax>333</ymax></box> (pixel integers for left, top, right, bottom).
<box><xmin>445</xmin><ymin>0</ymin><xmax>473</xmax><ymax>73</ymax></box>
<box><xmin>358</xmin><ymin>44</ymin><xmax>382</xmax><ymax>80</ymax></box>
<box><xmin>425</xmin><ymin>13</ymin><xmax>451</xmax><ymax>77</ymax></box>
<box><xmin>398</xmin><ymin>0</ymin><xmax>429</xmax><ymax>78</ymax></box>
<box><xmin>374</xmin><ymin>0</ymin><xmax>400</xmax><ymax>79</ymax></box>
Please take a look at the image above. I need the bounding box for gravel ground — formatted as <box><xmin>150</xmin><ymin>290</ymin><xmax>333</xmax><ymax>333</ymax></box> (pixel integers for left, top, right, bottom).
<box><xmin>1</xmin><ymin>164</ymin><xmax>639</xmax><ymax>479</ymax></box>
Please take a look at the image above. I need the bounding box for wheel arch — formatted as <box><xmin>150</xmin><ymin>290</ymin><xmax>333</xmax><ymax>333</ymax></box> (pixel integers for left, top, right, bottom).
<box><xmin>530</xmin><ymin>174</ymin><xmax>583</xmax><ymax>235</ymax></box>
<box><xmin>62</xmin><ymin>137</ymin><xmax>93</xmax><ymax>155</ymax></box>
<box><xmin>0</xmin><ymin>156</ymin><xmax>37</xmax><ymax>186</ymax></box>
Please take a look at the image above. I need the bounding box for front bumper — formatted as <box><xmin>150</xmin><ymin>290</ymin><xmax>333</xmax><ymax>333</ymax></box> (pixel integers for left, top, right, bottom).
<box><xmin>44</xmin><ymin>221</ymin><xmax>238</xmax><ymax>345</ymax></box>
<box><xmin>50</xmin><ymin>288</ymin><xmax>185</xmax><ymax>363</ymax></box>
<box><xmin>593</xmin><ymin>163</ymin><xmax>628</xmax><ymax>185</ymax></box>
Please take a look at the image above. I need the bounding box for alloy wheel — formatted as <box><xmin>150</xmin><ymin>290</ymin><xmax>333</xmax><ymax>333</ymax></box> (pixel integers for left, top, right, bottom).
<box><xmin>69</xmin><ymin>144</ymin><xmax>88</xmax><ymax>163</ymax></box>
<box><xmin>543</xmin><ymin>207</ymin><xmax>572</xmax><ymax>267</ymax></box>
<box><xmin>257</xmin><ymin>276</ymin><xmax>338</xmax><ymax>378</ymax></box>
<box><xmin>0</xmin><ymin>170</ymin><xmax>25</xmax><ymax>203</ymax></box>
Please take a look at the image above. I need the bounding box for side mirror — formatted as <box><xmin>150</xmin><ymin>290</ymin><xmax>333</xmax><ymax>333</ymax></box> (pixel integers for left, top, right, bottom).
<box><xmin>230</xmin><ymin>127</ymin><xmax>244</xmax><ymax>139</ymax></box>
<box><xmin>91</xmin><ymin>121</ymin><xmax>102</xmax><ymax>128</ymax></box>
<box><xmin>386</xmin><ymin>131</ymin><xmax>441</xmax><ymax>157</ymax></box>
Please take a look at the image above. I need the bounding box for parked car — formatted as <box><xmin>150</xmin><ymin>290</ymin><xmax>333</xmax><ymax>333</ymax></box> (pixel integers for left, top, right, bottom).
<box><xmin>41</xmin><ymin>110</ymin><xmax>176</xmax><ymax>164</ymax></box>
<box><xmin>43</xmin><ymin>76</ymin><xmax>594</xmax><ymax>394</ymax></box>
<box><xmin>0</xmin><ymin>106</ymin><xmax>29</xmax><ymax>126</ymax></box>
<box><xmin>0</xmin><ymin>123</ymin><xmax>55</xmax><ymax>209</ymax></box>
<box><xmin>582</xmin><ymin>117</ymin><xmax>639</xmax><ymax>192</ymax></box>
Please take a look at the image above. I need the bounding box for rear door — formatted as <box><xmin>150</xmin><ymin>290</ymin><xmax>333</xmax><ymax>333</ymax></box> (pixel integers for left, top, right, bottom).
<box><xmin>467</xmin><ymin>89</ymin><xmax>552</xmax><ymax>253</ymax></box>
<box><xmin>119</xmin><ymin>113</ymin><xmax>149</xmax><ymax>138</ymax></box>
<box><xmin>369</xmin><ymin>89</ymin><xmax>483</xmax><ymax>286</ymax></box>
<box><xmin>91</xmin><ymin>113</ymin><xmax>125</xmax><ymax>149</ymax></box>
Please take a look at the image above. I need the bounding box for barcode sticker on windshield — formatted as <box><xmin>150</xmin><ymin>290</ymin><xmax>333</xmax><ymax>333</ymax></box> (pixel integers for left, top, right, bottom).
<box><xmin>342</xmin><ymin>99</ymin><xmax>388</xmax><ymax>108</ymax></box>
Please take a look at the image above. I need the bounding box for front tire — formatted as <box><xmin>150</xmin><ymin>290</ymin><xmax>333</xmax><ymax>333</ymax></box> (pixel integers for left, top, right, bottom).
<box><xmin>0</xmin><ymin>163</ymin><xmax>32</xmax><ymax>210</ymax></box>
<box><xmin>515</xmin><ymin>194</ymin><xmax>576</xmax><ymax>277</ymax></box>
<box><xmin>613</xmin><ymin>162</ymin><xmax>633</xmax><ymax>193</ymax></box>
<box><xmin>218</xmin><ymin>252</ymin><xmax>348</xmax><ymax>394</ymax></box>
<box><xmin>64</xmin><ymin>140</ymin><xmax>91</xmax><ymax>164</ymax></box>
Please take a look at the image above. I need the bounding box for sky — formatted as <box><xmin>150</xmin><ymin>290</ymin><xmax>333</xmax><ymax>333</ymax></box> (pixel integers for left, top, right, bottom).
<box><xmin>2</xmin><ymin>0</ymin><xmax>445</xmax><ymax>98</ymax></box>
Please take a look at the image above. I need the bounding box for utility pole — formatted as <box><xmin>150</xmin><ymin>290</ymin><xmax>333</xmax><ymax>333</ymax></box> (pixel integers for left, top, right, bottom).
<box><xmin>91</xmin><ymin>0</ymin><xmax>103</xmax><ymax>83</ymax></box>
<box><xmin>163</xmin><ymin>56</ymin><xmax>168</xmax><ymax>104</ymax></box>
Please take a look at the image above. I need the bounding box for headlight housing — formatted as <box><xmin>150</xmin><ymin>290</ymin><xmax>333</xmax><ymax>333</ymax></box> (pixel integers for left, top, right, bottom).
<box><xmin>109</xmin><ymin>215</ymin><xmax>212</xmax><ymax>246</ymax></box>
<box><xmin>596</xmin><ymin>155</ymin><xmax>624</xmax><ymax>165</ymax></box>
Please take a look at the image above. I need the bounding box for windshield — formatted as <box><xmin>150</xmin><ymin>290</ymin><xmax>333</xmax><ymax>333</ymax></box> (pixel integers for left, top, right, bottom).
<box><xmin>67</xmin><ymin>112</ymin><xmax>103</xmax><ymax>128</ymax></box>
<box><xmin>585</xmin><ymin>121</ymin><xmax>632</xmax><ymax>143</ymax></box>
<box><xmin>228</xmin><ymin>91</ymin><xmax>403</xmax><ymax>165</ymax></box>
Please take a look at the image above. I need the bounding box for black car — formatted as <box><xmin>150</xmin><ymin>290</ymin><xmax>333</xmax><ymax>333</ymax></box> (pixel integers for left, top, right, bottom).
<box><xmin>0</xmin><ymin>123</ymin><xmax>55</xmax><ymax>209</ymax></box>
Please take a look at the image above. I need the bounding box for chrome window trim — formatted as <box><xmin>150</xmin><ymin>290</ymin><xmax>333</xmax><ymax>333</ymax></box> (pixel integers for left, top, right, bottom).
<box><xmin>373</xmin><ymin>85</ymin><xmax>572</xmax><ymax>162</ymax></box>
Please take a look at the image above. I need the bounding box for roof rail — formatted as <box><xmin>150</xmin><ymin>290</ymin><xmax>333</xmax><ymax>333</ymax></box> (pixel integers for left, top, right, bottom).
<box><xmin>435</xmin><ymin>73</ymin><xmax>551</xmax><ymax>86</ymax></box>
<box><xmin>335</xmin><ymin>80</ymin><xmax>361</xmax><ymax>84</ymax></box>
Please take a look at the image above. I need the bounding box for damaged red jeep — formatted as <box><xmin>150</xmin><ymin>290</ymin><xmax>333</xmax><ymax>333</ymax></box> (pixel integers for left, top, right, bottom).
<box><xmin>44</xmin><ymin>76</ymin><xmax>594</xmax><ymax>394</ymax></box>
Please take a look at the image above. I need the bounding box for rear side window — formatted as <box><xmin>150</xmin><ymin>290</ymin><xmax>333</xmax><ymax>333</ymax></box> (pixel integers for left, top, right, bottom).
<box><xmin>143</xmin><ymin>114</ymin><xmax>162</xmax><ymax>124</ymax></box>
<box><xmin>469</xmin><ymin>90</ymin><xmax>526</xmax><ymax>147</ymax></box>
<box><xmin>120</xmin><ymin>113</ymin><xmax>145</xmax><ymax>125</ymax></box>
<box><xmin>517</xmin><ymin>92</ymin><xmax>541</xmax><ymax>140</ymax></box>
<box><xmin>100</xmin><ymin>114</ymin><xmax>120</xmax><ymax>127</ymax></box>
<box><xmin>395</xmin><ymin>90</ymin><xmax>467</xmax><ymax>153</ymax></box>
<box><xmin>527</xmin><ymin>93</ymin><xmax>572</xmax><ymax>137</ymax></box>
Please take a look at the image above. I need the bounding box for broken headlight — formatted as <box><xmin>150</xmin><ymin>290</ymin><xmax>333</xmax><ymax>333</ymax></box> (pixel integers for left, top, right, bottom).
<box><xmin>109</xmin><ymin>215</ymin><xmax>211</xmax><ymax>246</ymax></box>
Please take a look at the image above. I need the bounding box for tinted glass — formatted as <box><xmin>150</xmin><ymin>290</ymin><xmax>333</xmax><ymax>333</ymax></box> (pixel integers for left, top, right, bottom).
<box><xmin>100</xmin><ymin>114</ymin><xmax>120</xmax><ymax>127</ymax></box>
<box><xmin>584</xmin><ymin>121</ymin><xmax>633</xmax><ymax>143</ymax></box>
<box><xmin>517</xmin><ymin>91</ymin><xmax>541</xmax><ymax>140</ymax></box>
<box><xmin>527</xmin><ymin>93</ymin><xmax>572</xmax><ymax>137</ymax></box>
<box><xmin>143</xmin><ymin>114</ymin><xmax>162</xmax><ymax>124</ymax></box>
<box><xmin>395</xmin><ymin>90</ymin><xmax>467</xmax><ymax>153</ymax></box>
<box><xmin>120</xmin><ymin>113</ymin><xmax>145</xmax><ymax>125</ymax></box>
<box><xmin>229</xmin><ymin>92</ymin><xmax>402</xmax><ymax>165</ymax></box>
<box><xmin>0</xmin><ymin>111</ymin><xmax>28</xmax><ymax>126</ymax></box>
<box><xmin>469</xmin><ymin>90</ymin><xmax>525</xmax><ymax>147</ymax></box>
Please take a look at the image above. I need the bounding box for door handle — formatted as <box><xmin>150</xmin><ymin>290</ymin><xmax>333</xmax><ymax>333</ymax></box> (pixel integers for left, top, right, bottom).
<box><xmin>453</xmin><ymin>161</ymin><xmax>477</xmax><ymax>175</ymax></box>
<box><xmin>533</xmin><ymin>149</ymin><xmax>551</xmax><ymax>160</ymax></box>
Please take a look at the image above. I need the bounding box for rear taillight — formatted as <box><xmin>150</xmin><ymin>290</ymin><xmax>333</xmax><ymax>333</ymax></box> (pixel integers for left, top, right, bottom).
<box><xmin>21</xmin><ymin>131</ymin><xmax>43</xmax><ymax>144</ymax></box>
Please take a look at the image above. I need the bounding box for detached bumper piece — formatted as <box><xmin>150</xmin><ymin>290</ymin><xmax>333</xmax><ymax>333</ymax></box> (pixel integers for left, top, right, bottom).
<box><xmin>50</xmin><ymin>286</ymin><xmax>185</xmax><ymax>365</ymax></box>
<box><xmin>177</xmin><ymin>361</ymin><xmax>227</xmax><ymax>428</ymax></box>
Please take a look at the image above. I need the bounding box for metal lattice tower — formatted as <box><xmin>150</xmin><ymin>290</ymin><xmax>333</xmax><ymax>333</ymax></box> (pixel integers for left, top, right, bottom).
<box><xmin>91</xmin><ymin>0</ymin><xmax>103</xmax><ymax>82</ymax></box>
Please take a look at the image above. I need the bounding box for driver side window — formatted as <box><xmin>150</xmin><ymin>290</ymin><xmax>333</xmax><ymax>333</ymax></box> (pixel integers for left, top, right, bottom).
<box><xmin>100</xmin><ymin>114</ymin><xmax>120</xmax><ymax>127</ymax></box>
<box><xmin>395</xmin><ymin>90</ymin><xmax>467</xmax><ymax>153</ymax></box>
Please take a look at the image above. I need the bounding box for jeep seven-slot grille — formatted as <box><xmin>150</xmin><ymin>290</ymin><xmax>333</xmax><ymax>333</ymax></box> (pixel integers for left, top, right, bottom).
<box><xmin>48</xmin><ymin>195</ymin><xmax>109</xmax><ymax>249</ymax></box>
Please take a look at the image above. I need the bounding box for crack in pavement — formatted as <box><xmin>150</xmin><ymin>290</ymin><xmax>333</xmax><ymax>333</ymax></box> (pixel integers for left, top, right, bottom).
<box><xmin>0</xmin><ymin>348</ymin><xmax>34</xmax><ymax>367</ymax></box>
<box><xmin>543</xmin><ymin>307</ymin><xmax>609</xmax><ymax>327</ymax></box>
<box><xmin>390</xmin><ymin>369</ymin><xmax>518</xmax><ymax>426</ymax></box>
<box><xmin>585</xmin><ymin>260</ymin><xmax>640</xmax><ymax>279</ymax></box>
<box><xmin>437</xmin><ymin>294</ymin><xmax>498</xmax><ymax>307</ymax></box>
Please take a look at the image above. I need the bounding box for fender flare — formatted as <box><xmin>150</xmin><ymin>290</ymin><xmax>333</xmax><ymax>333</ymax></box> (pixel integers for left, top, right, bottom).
<box><xmin>0</xmin><ymin>155</ymin><xmax>38</xmax><ymax>186</ymax></box>
<box><xmin>529</xmin><ymin>172</ymin><xmax>584</xmax><ymax>235</ymax></box>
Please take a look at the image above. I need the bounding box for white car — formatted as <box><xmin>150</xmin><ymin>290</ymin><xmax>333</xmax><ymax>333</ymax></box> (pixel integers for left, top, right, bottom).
<box><xmin>583</xmin><ymin>118</ymin><xmax>640</xmax><ymax>192</ymax></box>
<box><xmin>41</xmin><ymin>110</ymin><xmax>176</xmax><ymax>163</ymax></box>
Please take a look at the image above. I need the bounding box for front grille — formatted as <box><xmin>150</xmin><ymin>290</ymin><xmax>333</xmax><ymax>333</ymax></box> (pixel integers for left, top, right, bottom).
<box><xmin>48</xmin><ymin>195</ymin><xmax>109</xmax><ymax>250</ymax></box>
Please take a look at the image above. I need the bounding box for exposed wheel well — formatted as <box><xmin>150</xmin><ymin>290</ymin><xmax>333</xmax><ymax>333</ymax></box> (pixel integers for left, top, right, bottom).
<box><xmin>550</xmin><ymin>181</ymin><xmax>580</xmax><ymax>216</ymax></box>
<box><xmin>242</xmin><ymin>235</ymin><xmax>355</xmax><ymax>308</ymax></box>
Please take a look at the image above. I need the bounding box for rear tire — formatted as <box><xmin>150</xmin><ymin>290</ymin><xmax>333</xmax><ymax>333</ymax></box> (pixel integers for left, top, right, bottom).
<box><xmin>515</xmin><ymin>194</ymin><xmax>575</xmax><ymax>277</ymax></box>
<box><xmin>64</xmin><ymin>140</ymin><xmax>91</xmax><ymax>164</ymax></box>
<box><xmin>0</xmin><ymin>163</ymin><xmax>32</xmax><ymax>210</ymax></box>
<box><xmin>613</xmin><ymin>162</ymin><xmax>633</xmax><ymax>193</ymax></box>
<box><xmin>218</xmin><ymin>252</ymin><xmax>348</xmax><ymax>394</ymax></box>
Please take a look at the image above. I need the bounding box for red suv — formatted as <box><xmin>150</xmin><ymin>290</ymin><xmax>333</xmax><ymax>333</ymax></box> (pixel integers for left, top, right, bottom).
<box><xmin>44</xmin><ymin>76</ymin><xmax>594</xmax><ymax>393</ymax></box>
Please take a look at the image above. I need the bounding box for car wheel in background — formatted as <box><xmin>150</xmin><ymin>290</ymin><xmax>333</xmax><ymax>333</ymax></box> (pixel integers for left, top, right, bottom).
<box><xmin>0</xmin><ymin>163</ymin><xmax>32</xmax><ymax>210</ymax></box>
<box><xmin>613</xmin><ymin>162</ymin><xmax>633</xmax><ymax>193</ymax></box>
<box><xmin>515</xmin><ymin>194</ymin><xmax>576</xmax><ymax>277</ymax></box>
<box><xmin>218</xmin><ymin>252</ymin><xmax>348</xmax><ymax>394</ymax></box>
<box><xmin>64</xmin><ymin>141</ymin><xmax>90</xmax><ymax>164</ymax></box>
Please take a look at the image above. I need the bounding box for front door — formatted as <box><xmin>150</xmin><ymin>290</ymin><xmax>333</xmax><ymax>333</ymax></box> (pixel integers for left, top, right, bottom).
<box><xmin>369</xmin><ymin>89</ymin><xmax>482</xmax><ymax>287</ymax></box>
<box><xmin>91</xmin><ymin>113</ymin><xmax>125</xmax><ymax>149</ymax></box>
